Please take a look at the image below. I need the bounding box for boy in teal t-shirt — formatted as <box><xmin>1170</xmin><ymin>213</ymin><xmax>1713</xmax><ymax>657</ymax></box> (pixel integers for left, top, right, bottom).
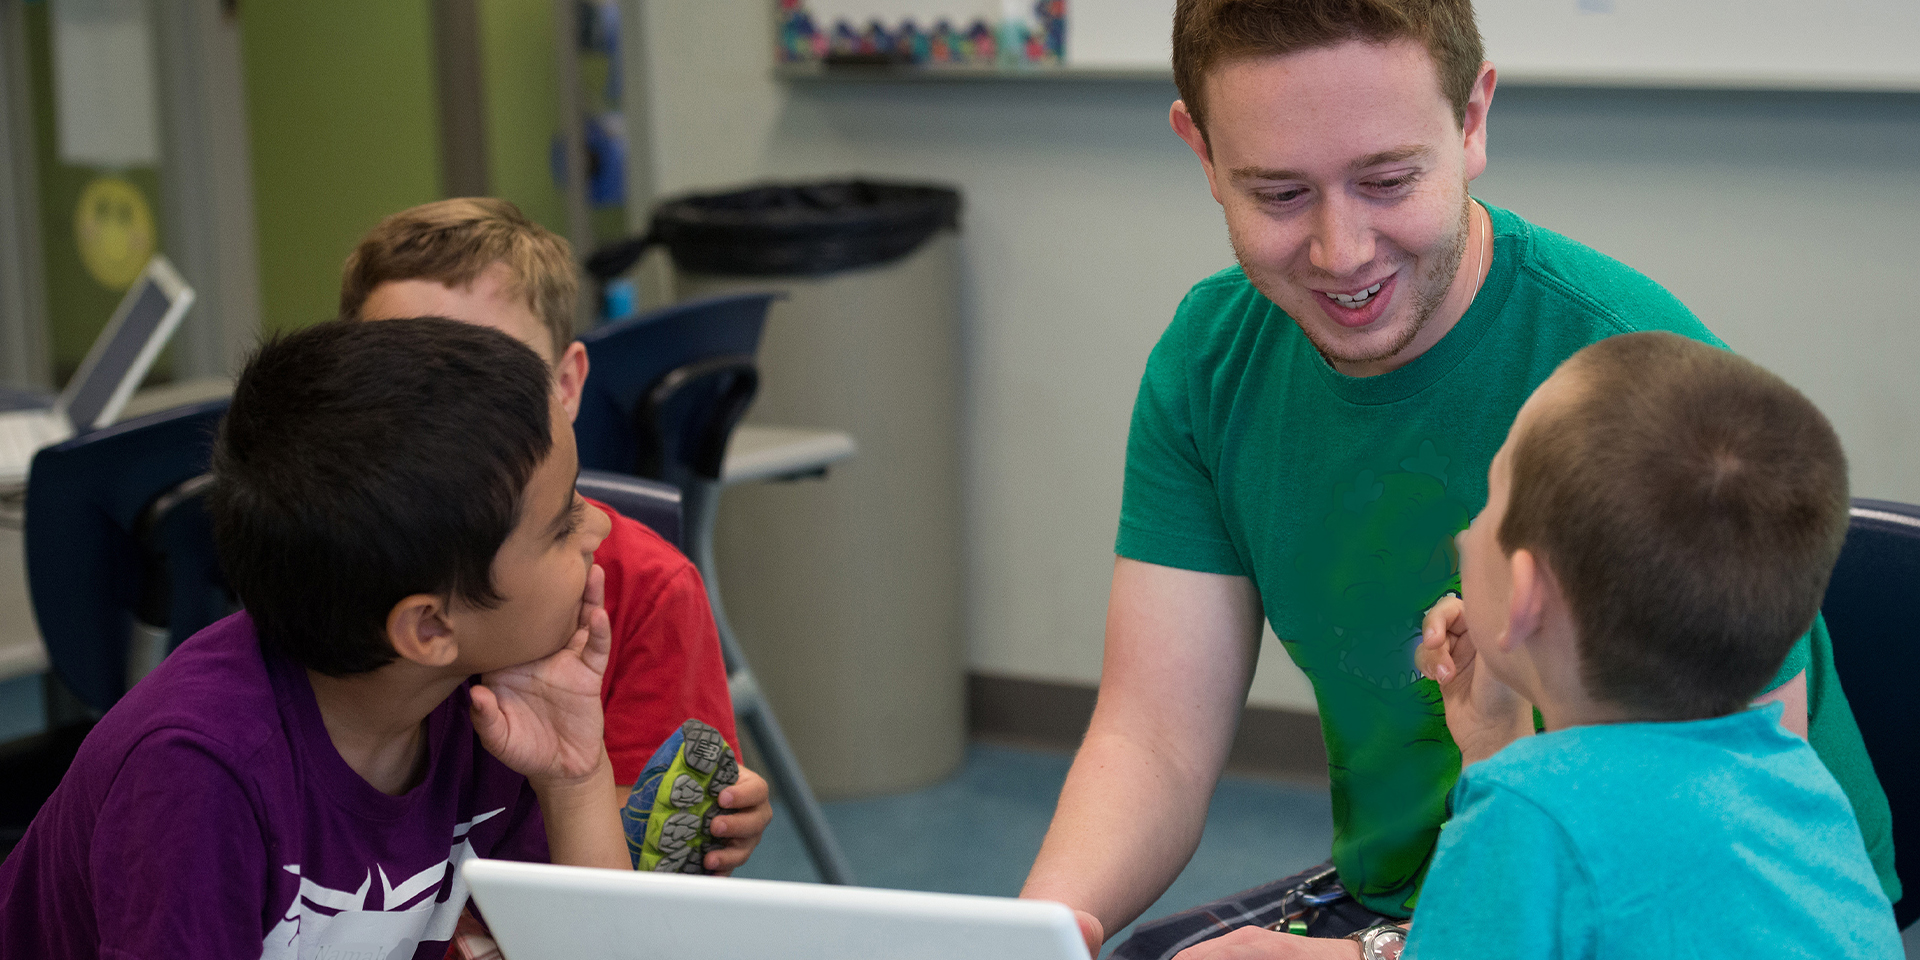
<box><xmin>1117</xmin><ymin>202</ymin><xmax>1895</xmax><ymax>917</ymax></box>
<box><xmin>1404</xmin><ymin>332</ymin><xmax>1900</xmax><ymax>959</ymax></box>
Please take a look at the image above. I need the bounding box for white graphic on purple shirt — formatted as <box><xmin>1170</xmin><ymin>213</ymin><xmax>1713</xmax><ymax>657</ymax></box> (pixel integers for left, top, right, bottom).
<box><xmin>258</xmin><ymin>807</ymin><xmax>505</xmax><ymax>960</ymax></box>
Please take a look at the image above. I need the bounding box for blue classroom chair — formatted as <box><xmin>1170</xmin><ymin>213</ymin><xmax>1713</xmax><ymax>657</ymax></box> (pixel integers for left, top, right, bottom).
<box><xmin>1822</xmin><ymin>498</ymin><xmax>1920</xmax><ymax>930</ymax></box>
<box><xmin>24</xmin><ymin>398</ymin><xmax>233</xmax><ymax>714</ymax></box>
<box><xmin>577</xmin><ymin>469</ymin><xmax>682</xmax><ymax>550</ymax></box>
<box><xmin>576</xmin><ymin>292</ymin><xmax>856</xmax><ymax>886</ymax></box>
<box><xmin>1</xmin><ymin>399</ymin><xmax>233</xmax><ymax>856</ymax></box>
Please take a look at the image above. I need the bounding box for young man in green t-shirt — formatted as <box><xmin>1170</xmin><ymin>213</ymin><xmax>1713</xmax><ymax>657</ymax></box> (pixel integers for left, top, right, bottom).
<box><xmin>1017</xmin><ymin>2</ymin><xmax>1896</xmax><ymax>958</ymax></box>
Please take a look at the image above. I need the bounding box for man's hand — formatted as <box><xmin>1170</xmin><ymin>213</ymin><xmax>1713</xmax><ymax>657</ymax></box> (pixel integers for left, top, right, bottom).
<box><xmin>1073</xmin><ymin>909</ymin><xmax>1104</xmax><ymax>958</ymax></box>
<box><xmin>473</xmin><ymin>565</ymin><xmax>613</xmax><ymax>785</ymax></box>
<box><xmin>705</xmin><ymin>764</ymin><xmax>774</xmax><ymax>875</ymax></box>
<box><xmin>1171</xmin><ymin>927</ymin><xmax>1360</xmax><ymax>960</ymax></box>
<box><xmin>1415</xmin><ymin>594</ymin><xmax>1532</xmax><ymax>766</ymax></box>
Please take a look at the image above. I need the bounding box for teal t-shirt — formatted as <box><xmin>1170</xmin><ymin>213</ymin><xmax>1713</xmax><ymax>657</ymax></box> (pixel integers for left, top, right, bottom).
<box><xmin>1404</xmin><ymin>706</ymin><xmax>1901</xmax><ymax>960</ymax></box>
<box><xmin>1118</xmin><ymin>202</ymin><xmax>1897</xmax><ymax>913</ymax></box>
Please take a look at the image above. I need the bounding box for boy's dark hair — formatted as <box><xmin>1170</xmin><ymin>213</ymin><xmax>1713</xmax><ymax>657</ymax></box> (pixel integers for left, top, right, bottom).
<box><xmin>1500</xmin><ymin>331</ymin><xmax>1850</xmax><ymax>720</ymax></box>
<box><xmin>338</xmin><ymin>197</ymin><xmax>577</xmax><ymax>361</ymax></box>
<box><xmin>210</xmin><ymin>318</ymin><xmax>554</xmax><ymax>676</ymax></box>
<box><xmin>1172</xmin><ymin>0</ymin><xmax>1484</xmax><ymax>144</ymax></box>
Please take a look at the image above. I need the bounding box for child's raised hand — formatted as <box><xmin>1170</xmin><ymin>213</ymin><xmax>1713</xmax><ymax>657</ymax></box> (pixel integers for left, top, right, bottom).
<box><xmin>1418</xmin><ymin>593</ymin><xmax>1532</xmax><ymax>766</ymax></box>
<box><xmin>1416</xmin><ymin>592</ymin><xmax>1471</xmax><ymax>689</ymax></box>
<box><xmin>472</xmin><ymin>564</ymin><xmax>613</xmax><ymax>785</ymax></box>
<box><xmin>701</xmin><ymin>764</ymin><xmax>773</xmax><ymax>875</ymax></box>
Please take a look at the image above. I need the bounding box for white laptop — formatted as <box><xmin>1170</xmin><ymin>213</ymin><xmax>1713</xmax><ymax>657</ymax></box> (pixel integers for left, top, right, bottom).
<box><xmin>0</xmin><ymin>254</ymin><xmax>195</xmax><ymax>486</ymax></box>
<box><xmin>462</xmin><ymin>859</ymin><xmax>1092</xmax><ymax>960</ymax></box>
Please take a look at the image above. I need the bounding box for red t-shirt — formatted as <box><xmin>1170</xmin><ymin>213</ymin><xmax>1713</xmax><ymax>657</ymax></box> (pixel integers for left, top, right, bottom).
<box><xmin>584</xmin><ymin>497</ymin><xmax>738</xmax><ymax>785</ymax></box>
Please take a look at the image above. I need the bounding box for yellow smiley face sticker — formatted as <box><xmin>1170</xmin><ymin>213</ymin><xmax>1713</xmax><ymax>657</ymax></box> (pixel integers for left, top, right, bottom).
<box><xmin>74</xmin><ymin>177</ymin><xmax>156</xmax><ymax>291</ymax></box>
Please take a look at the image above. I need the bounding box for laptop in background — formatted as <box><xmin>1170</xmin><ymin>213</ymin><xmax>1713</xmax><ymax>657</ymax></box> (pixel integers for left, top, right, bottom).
<box><xmin>0</xmin><ymin>254</ymin><xmax>195</xmax><ymax>486</ymax></box>
<box><xmin>462</xmin><ymin>859</ymin><xmax>1092</xmax><ymax>960</ymax></box>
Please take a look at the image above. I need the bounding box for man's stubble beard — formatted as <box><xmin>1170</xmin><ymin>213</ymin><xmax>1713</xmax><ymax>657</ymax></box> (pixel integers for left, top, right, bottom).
<box><xmin>1232</xmin><ymin>192</ymin><xmax>1471</xmax><ymax>371</ymax></box>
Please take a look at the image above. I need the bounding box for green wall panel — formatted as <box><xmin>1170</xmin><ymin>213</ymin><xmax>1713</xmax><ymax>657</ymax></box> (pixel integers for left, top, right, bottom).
<box><xmin>478</xmin><ymin>0</ymin><xmax>566</xmax><ymax>236</ymax></box>
<box><xmin>241</xmin><ymin>0</ymin><xmax>443</xmax><ymax>334</ymax></box>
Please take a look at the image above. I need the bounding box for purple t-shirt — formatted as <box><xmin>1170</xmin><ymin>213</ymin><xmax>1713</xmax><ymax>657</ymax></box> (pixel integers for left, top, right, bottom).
<box><xmin>0</xmin><ymin>612</ymin><xmax>548</xmax><ymax>959</ymax></box>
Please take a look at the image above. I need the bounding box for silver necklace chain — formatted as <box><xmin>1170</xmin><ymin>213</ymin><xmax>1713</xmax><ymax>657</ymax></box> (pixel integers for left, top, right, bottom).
<box><xmin>1466</xmin><ymin>200</ymin><xmax>1488</xmax><ymax>308</ymax></box>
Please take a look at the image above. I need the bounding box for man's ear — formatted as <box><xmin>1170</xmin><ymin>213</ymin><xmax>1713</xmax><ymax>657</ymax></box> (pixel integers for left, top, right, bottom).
<box><xmin>387</xmin><ymin>594</ymin><xmax>459</xmax><ymax>668</ymax></box>
<box><xmin>1504</xmin><ymin>547</ymin><xmax>1548</xmax><ymax>650</ymax></box>
<box><xmin>555</xmin><ymin>340</ymin><xmax>589</xmax><ymax>422</ymax></box>
<box><xmin>1170</xmin><ymin>101</ymin><xmax>1223</xmax><ymax>204</ymax></box>
<box><xmin>1462</xmin><ymin>61</ymin><xmax>1497</xmax><ymax>182</ymax></box>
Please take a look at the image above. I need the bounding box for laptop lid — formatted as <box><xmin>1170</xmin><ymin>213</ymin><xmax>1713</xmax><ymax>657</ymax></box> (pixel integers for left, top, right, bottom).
<box><xmin>54</xmin><ymin>253</ymin><xmax>195</xmax><ymax>433</ymax></box>
<box><xmin>462</xmin><ymin>859</ymin><xmax>1091</xmax><ymax>960</ymax></box>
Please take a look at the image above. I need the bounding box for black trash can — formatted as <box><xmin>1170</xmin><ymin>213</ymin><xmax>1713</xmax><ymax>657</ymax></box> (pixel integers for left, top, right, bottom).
<box><xmin>640</xmin><ymin>180</ymin><xmax>965</xmax><ymax>799</ymax></box>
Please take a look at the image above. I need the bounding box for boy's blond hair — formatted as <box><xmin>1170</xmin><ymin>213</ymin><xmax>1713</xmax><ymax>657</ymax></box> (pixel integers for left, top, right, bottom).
<box><xmin>340</xmin><ymin>198</ymin><xmax>577</xmax><ymax>360</ymax></box>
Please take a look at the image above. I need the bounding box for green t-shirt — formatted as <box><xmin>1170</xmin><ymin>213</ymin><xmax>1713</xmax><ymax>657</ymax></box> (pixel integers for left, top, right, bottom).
<box><xmin>1118</xmin><ymin>202</ymin><xmax>1897</xmax><ymax>915</ymax></box>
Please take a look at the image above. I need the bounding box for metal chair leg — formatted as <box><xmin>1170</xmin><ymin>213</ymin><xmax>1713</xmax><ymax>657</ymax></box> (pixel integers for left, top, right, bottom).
<box><xmin>727</xmin><ymin>669</ymin><xmax>856</xmax><ymax>885</ymax></box>
<box><xmin>687</xmin><ymin>481</ymin><xmax>855</xmax><ymax>885</ymax></box>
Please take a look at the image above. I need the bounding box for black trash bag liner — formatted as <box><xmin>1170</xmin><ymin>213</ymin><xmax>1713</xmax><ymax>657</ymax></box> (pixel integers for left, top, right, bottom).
<box><xmin>587</xmin><ymin>180</ymin><xmax>960</xmax><ymax>281</ymax></box>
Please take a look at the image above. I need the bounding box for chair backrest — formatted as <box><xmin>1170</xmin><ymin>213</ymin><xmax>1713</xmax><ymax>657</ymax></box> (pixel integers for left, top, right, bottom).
<box><xmin>24</xmin><ymin>399</ymin><xmax>231</xmax><ymax>714</ymax></box>
<box><xmin>1821</xmin><ymin>497</ymin><xmax>1920</xmax><ymax>929</ymax></box>
<box><xmin>577</xmin><ymin>470</ymin><xmax>683</xmax><ymax>550</ymax></box>
<box><xmin>637</xmin><ymin>355</ymin><xmax>758</xmax><ymax>491</ymax></box>
<box><xmin>574</xmin><ymin>292</ymin><xmax>778</xmax><ymax>479</ymax></box>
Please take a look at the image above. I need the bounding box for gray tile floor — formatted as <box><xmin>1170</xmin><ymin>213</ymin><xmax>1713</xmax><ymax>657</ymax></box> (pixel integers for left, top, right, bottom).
<box><xmin>733</xmin><ymin>742</ymin><xmax>1335</xmax><ymax>957</ymax></box>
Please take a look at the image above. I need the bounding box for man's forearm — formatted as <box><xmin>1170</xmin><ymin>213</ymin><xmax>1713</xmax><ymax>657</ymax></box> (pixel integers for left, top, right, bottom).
<box><xmin>1021</xmin><ymin>724</ymin><xmax>1219</xmax><ymax>938</ymax></box>
<box><xmin>1027</xmin><ymin>559</ymin><xmax>1265</xmax><ymax>946</ymax></box>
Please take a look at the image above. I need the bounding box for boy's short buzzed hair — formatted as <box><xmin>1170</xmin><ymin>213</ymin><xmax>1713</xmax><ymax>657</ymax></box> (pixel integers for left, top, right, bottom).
<box><xmin>1172</xmin><ymin>0</ymin><xmax>1484</xmax><ymax>141</ymax></box>
<box><xmin>210</xmin><ymin>318</ymin><xmax>555</xmax><ymax>676</ymax></box>
<box><xmin>339</xmin><ymin>198</ymin><xmax>577</xmax><ymax>360</ymax></box>
<box><xmin>1500</xmin><ymin>331</ymin><xmax>1850</xmax><ymax>721</ymax></box>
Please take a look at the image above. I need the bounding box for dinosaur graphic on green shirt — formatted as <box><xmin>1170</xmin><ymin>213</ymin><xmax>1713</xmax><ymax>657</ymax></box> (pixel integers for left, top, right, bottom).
<box><xmin>1286</xmin><ymin>443</ymin><xmax>1471</xmax><ymax>912</ymax></box>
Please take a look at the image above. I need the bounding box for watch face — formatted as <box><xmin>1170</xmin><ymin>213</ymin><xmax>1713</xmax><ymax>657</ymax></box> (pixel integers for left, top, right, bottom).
<box><xmin>1362</xmin><ymin>927</ymin><xmax>1408</xmax><ymax>960</ymax></box>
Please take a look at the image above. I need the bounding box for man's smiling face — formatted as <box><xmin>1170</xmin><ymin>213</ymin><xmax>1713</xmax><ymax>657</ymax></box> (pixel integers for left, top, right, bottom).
<box><xmin>1175</xmin><ymin>39</ymin><xmax>1494</xmax><ymax>377</ymax></box>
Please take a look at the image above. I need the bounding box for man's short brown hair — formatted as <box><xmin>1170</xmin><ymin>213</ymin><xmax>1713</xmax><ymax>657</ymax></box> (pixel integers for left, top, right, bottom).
<box><xmin>1172</xmin><ymin>0</ymin><xmax>1484</xmax><ymax>142</ymax></box>
<box><xmin>1499</xmin><ymin>332</ymin><xmax>1850</xmax><ymax>721</ymax></box>
<box><xmin>339</xmin><ymin>197</ymin><xmax>577</xmax><ymax>360</ymax></box>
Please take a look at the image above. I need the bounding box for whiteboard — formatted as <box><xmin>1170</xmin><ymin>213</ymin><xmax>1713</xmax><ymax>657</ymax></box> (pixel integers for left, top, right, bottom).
<box><xmin>1069</xmin><ymin>0</ymin><xmax>1175</xmax><ymax>69</ymax></box>
<box><xmin>1053</xmin><ymin>0</ymin><xmax>1920</xmax><ymax>90</ymax></box>
<box><xmin>1477</xmin><ymin>0</ymin><xmax>1920</xmax><ymax>90</ymax></box>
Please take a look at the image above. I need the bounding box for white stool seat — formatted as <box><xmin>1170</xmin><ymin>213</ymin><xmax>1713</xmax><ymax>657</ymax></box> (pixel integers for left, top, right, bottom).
<box><xmin>721</xmin><ymin>426</ymin><xmax>857</xmax><ymax>486</ymax></box>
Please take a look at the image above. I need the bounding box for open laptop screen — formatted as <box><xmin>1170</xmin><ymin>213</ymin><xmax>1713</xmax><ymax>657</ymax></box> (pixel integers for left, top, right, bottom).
<box><xmin>462</xmin><ymin>859</ymin><xmax>1091</xmax><ymax>960</ymax></box>
<box><xmin>59</xmin><ymin>256</ymin><xmax>194</xmax><ymax>433</ymax></box>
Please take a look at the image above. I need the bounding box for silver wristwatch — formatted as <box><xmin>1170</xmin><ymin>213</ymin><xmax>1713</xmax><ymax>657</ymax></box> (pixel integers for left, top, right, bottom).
<box><xmin>1345</xmin><ymin>922</ymin><xmax>1409</xmax><ymax>960</ymax></box>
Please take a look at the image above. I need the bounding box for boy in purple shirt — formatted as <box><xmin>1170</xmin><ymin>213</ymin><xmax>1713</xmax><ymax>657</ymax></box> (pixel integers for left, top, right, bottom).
<box><xmin>0</xmin><ymin>318</ymin><xmax>630</xmax><ymax>959</ymax></box>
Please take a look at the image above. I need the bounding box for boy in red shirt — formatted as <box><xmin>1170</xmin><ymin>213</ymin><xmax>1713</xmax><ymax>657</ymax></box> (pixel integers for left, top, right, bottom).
<box><xmin>341</xmin><ymin>198</ymin><xmax>770</xmax><ymax>874</ymax></box>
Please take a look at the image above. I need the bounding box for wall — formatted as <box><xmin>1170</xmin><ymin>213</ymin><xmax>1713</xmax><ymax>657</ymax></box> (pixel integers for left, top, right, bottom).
<box><xmin>478</xmin><ymin>0</ymin><xmax>567</xmax><ymax>235</ymax></box>
<box><xmin>18</xmin><ymin>0</ymin><xmax>166</xmax><ymax>381</ymax></box>
<box><xmin>631</xmin><ymin>0</ymin><xmax>1920</xmax><ymax>711</ymax></box>
<box><xmin>240</xmin><ymin>0</ymin><xmax>443</xmax><ymax>333</ymax></box>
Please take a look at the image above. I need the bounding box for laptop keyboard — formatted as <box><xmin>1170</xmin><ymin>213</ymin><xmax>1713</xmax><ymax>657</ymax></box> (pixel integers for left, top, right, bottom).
<box><xmin>0</xmin><ymin>411</ymin><xmax>72</xmax><ymax>481</ymax></box>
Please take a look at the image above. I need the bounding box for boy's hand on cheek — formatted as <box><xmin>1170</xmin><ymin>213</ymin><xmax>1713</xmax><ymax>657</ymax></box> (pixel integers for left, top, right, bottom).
<box><xmin>472</xmin><ymin>564</ymin><xmax>614</xmax><ymax>786</ymax></box>
<box><xmin>703</xmin><ymin>765</ymin><xmax>774</xmax><ymax>875</ymax></box>
<box><xmin>1418</xmin><ymin>594</ymin><xmax>1531</xmax><ymax>766</ymax></box>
